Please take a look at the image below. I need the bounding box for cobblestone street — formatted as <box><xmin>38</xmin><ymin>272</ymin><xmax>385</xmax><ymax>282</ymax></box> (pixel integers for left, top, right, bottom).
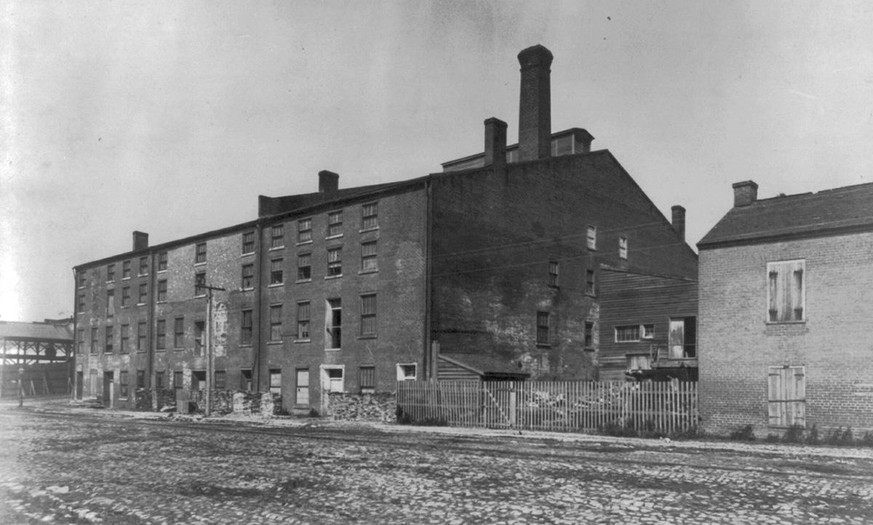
<box><xmin>1</xmin><ymin>403</ymin><xmax>872</xmax><ymax>524</ymax></box>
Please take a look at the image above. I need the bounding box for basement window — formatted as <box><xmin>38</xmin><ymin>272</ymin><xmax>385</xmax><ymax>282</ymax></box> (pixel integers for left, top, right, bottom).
<box><xmin>396</xmin><ymin>363</ymin><xmax>417</xmax><ymax>381</ymax></box>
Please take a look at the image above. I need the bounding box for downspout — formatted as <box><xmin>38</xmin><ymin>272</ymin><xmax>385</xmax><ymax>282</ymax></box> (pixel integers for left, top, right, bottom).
<box><xmin>253</xmin><ymin>220</ymin><xmax>263</xmax><ymax>392</ymax></box>
<box><xmin>424</xmin><ymin>178</ymin><xmax>434</xmax><ymax>379</ymax></box>
<box><xmin>147</xmin><ymin>251</ymin><xmax>156</xmax><ymax>396</ymax></box>
<box><xmin>72</xmin><ymin>268</ymin><xmax>79</xmax><ymax>399</ymax></box>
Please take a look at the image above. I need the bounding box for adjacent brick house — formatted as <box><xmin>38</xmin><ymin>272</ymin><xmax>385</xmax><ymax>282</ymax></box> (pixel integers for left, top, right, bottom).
<box><xmin>73</xmin><ymin>45</ymin><xmax>698</xmax><ymax>413</ymax></box>
<box><xmin>698</xmin><ymin>180</ymin><xmax>873</xmax><ymax>435</ymax></box>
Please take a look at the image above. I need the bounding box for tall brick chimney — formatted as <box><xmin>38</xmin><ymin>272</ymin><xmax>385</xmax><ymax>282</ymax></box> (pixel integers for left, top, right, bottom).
<box><xmin>319</xmin><ymin>170</ymin><xmax>339</xmax><ymax>194</ymax></box>
<box><xmin>517</xmin><ymin>45</ymin><xmax>553</xmax><ymax>162</ymax></box>
<box><xmin>732</xmin><ymin>180</ymin><xmax>758</xmax><ymax>207</ymax></box>
<box><xmin>132</xmin><ymin>231</ymin><xmax>148</xmax><ymax>251</ymax></box>
<box><xmin>483</xmin><ymin>117</ymin><xmax>508</xmax><ymax>170</ymax></box>
<box><xmin>671</xmin><ymin>205</ymin><xmax>686</xmax><ymax>241</ymax></box>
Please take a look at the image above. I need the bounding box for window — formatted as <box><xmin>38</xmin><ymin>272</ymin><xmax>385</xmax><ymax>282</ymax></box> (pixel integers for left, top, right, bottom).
<box><xmin>138</xmin><ymin>283</ymin><xmax>147</xmax><ymax>304</ymax></box>
<box><xmin>240</xmin><ymin>369</ymin><xmax>253</xmax><ymax>392</ymax></box>
<box><xmin>174</xmin><ymin>317</ymin><xmax>184</xmax><ymax>348</ymax></box>
<box><xmin>270</xmin><ymin>259</ymin><xmax>284</xmax><ymax>285</ymax></box>
<box><xmin>139</xmin><ymin>256</ymin><xmax>149</xmax><ymax>275</ymax></box>
<box><xmin>586</xmin><ymin>269</ymin><xmax>596</xmax><ymax>295</ymax></box>
<box><xmin>359</xmin><ymin>366</ymin><xmax>376</xmax><ymax>394</ymax></box>
<box><xmin>271</xmin><ymin>224</ymin><xmax>284</xmax><ymax>249</ymax></box>
<box><xmin>136</xmin><ymin>370</ymin><xmax>145</xmax><ymax>389</ymax></box>
<box><xmin>214</xmin><ymin>370</ymin><xmax>227</xmax><ymax>390</ymax></box>
<box><xmin>122</xmin><ymin>260</ymin><xmax>131</xmax><ymax>279</ymax></box>
<box><xmin>323</xmin><ymin>367</ymin><xmax>344</xmax><ymax>394</ymax></box>
<box><xmin>120</xmin><ymin>324</ymin><xmax>130</xmax><ymax>353</ymax></box>
<box><xmin>155</xmin><ymin>371</ymin><xmax>165</xmax><ymax>390</ymax></box>
<box><xmin>298</xmin><ymin>218</ymin><xmax>312</xmax><ymax>243</ymax></box>
<box><xmin>627</xmin><ymin>354</ymin><xmax>651</xmax><ymax>371</ymax></box>
<box><xmin>119</xmin><ymin>371</ymin><xmax>129</xmax><ymax>399</ymax></box>
<box><xmin>270</xmin><ymin>304</ymin><xmax>283</xmax><ymax>342</ymax></box>
<box><xmin>586</xmin><ymin>226</ymin><xmax>597</xmax><ymax>250</ymax></box>
<box><xmin>107</xmin><ymin>264</ymin><xmax>115</xmax><ymax>282</ymax></box>
<box><xmin>270</xmin><ymin>369</ymin><xmax>282</xmax><ymax>396</ymax></box>
<box><xmin>77</xmin><ymin>329</ymin><xmax>84</xmax><ymax>354</ymax></box>
<box><xmin>241</xmin><ymin>264</ymin><xmax>254</xmax><ymax>290</ymax></box>
<box><xmin>194</xmin><ymin>321</ymin><xmax>205</xmax><ymax>355</ymax></box>
<box><xmin>242</xmin><ymin>231</ymin><xmax>255</xmax><ymax>254</ymax></box>
<box><xmin>362</xmin><ymin>202</ymin><xmax>378</xmax><ymax>230</ymax></box>
<box><xmin>156</xmin><ymin>319</ymin><xmax>166</xmax><ymax>350</ymax></box>
<box><xmin>548</xmin><ymin>261</ymin><xmax>559</xmax><ymax>287</ymax></box>
<box><xmin>158</xmin><ymin>251</ymin><xmax>168</xmax><ymax>271</ymax></box>
<box><xmin>642</xmin><ymin>324</ymin><xmax>655</xmax><ymax>339</ymax></box>
<box><xmin>297</xmin><ymin>253</ymin><xmax>311</xmax><ymax>281</ymax></box>
<box><xmin>668</xmin><ymin>317</ymin><xmax>696</xmax><ymax>359</ymax></box>
<box><xmin>106</xmin><ymin>290</ymin><xmax>115</xmax><ymax>317</ymax></box>
<box><xmin>326</xmin><ymin>298</ymin><xmax>342</xmax><ymax>349</ymax></box>
<box><xmin>90</xmin><ymin>327</ymin><xmax>98</xmax><ymax>354</ymax></box>
<box><xmin>327</xmin><ymin>211</ymin><xmax>343</xmax><ymax>237</ymax></box>
<box><xmin>297</xmin><ymin>301</ymin><xmax>310</xmax><ymax>340</ymax></box>
<box><xmin>584</xmin><ymin>321</ymin><xmax>594</xmax><ymax>348</ymax></box>
<box><xmin>173</xmin><ymin>371</ymin><xmax>183</xmax><ymax>390</ymax></box>
<box><xmin>137</xmin><ymin>322</ymin><xmax>146</xmax><ymax>351</ymax></box>
<box><xmin>396</xmin><ymin>363</ymin><xmax>417</xmax><ymax>381</ymax></box>
<box><xmin>767</xmin><ymin>260</ymin><xmax>805</xmax><ymax>323</ymax></box>
<box><xmin>619</xmin><ymin>236</ymin><xmax>628</xmax><ymax>260</ymax></box>
<box><xmin>78</xmin><ymin>294</ymin><xmax>85</xmax><ymax>312</ymax></box>
<box><xmin>615</xmin><ymin>325</ymin><xmax>642</xmax><ymax>342</ymax></box>
<box><xmin>327</xmin><ymin>248</ymin><xmax>342</xmax><ymax>277</ymax></box>
<box><xmin>360</xmin><ymin>294</ymin><xmax>377</xmax><ymax>337</ymax></box>
<box><xmin>157</xmin><ymin>280</ymin><xmax>167</xmax><ymax>302</ymax></box>
<box><xmin>121</xmin><ymin>286</ymin><xmax>131</xmax><ymax>307</ymax></box>
<box><xmin>105</xmin><ymin>325</ymin><xmax>113</xmax><ymax>353</ymax></box>
<box><xmin>768</xmin><ymin>366</ymin><xmax>806</xmax><ymax>427</ymax></box>
<box><xmin>536</xmin><ymin>312</ymin><xmax>550</xmax><ymax>345</ymax></box>
<box><xmin>241</xmin><ymin>309</ymin><xmax>253</xmax><ymax>345</ymax></box>
<box><xmin>78</xmin><ymin>273</ymin><xmax>86</xmax><ymax>288</ymax></box>
<box><xmin>195</xmin><ymin>271</ymin><xmax>206</xmax><ymax>296</ymax></box>
<box><xmin>361</xmin><ymin>242</ymin><xmax>377</xmax><ymax>272</ymax></box>
<box><xmin>195</xmin><ymin>243</ymin><xmax>207</xmax><ymax>264</ymax></box>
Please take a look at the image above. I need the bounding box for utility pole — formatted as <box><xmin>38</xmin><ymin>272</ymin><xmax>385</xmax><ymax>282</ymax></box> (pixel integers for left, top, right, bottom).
<box><xmin>202</xmin><ymin>285</ymin><xmax>225</xmax><ymax>416</ymax></box>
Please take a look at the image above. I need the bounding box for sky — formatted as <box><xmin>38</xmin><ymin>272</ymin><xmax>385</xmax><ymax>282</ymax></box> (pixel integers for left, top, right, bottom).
<box><xmin>2</xmin><ymin>1</ymin><xmax>873</xmax><ymax>322</ymax></box>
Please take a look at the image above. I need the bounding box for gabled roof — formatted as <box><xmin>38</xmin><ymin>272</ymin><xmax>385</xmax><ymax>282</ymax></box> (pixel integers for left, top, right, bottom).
<box><xmin>698</xmin><ymin>182</ymin><xmax>873</xmax><ymax>249</ymax></box>
<box><xmin>440</xmin><ymin>353</ymin><xmax>530</xmax><ymax>379</ymax></box>
<box><xmin>0</xmin><ymin>321</ymin><xmax>73</xmax><ymax>342</ymax></box>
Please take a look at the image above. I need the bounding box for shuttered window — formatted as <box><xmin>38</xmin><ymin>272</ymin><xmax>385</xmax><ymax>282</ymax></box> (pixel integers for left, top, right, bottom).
<box><xmin>768</xmin><ymin>366</ymin><xmax>806</xmax><ymax>427</ymax></box>
<box><xmin>767</xmin><ymin>260</ymin><xmax>805</xmax><ymax>323</ymax></box>
<box><xmin>359</xmin><ymin>366</ymin><xmax>376</xmax><ymax>393</ymax></box>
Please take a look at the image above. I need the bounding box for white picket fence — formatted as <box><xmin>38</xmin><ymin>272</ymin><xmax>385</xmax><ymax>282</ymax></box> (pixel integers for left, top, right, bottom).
<box><xmin>396</xmin><ymin>380</ymin><xmax>698</xmax><ymax>434</ymax></box>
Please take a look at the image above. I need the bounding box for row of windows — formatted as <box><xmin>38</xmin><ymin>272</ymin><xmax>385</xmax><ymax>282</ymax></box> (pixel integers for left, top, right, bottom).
<box><xmin>585</xmin><ymin>225</ymin><xmax>628</xmax><ymax>260</ymax></box>
<box><xmin>534</xmin><ymin>312</ymin><xmax>595</xmax><ymax>348</ymax></box>
<box><xmin>546</xmin><ymin>261</ymin><xmax>596</xmax><ymax>294</ymax></box>
<box><xmin>79</xmin><ymin>294</ymin><xmax>378</xmax><ymax>353</ymax></box>
<box><xmin>77</xmin><ymin>203</ymin><xmax>379</xmax><ymax>289</ymax></box>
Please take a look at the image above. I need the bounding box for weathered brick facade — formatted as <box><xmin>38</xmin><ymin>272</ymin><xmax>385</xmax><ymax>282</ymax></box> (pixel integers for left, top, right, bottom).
<box><xmin>699</xmin><ymin>181</ymin><xmax>873</xmax><ymax>436</ymax></box>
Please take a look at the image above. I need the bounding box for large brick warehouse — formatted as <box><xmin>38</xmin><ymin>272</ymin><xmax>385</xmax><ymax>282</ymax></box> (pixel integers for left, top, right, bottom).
<box><xmin>73</xmin><ymin>45</ymin><xmax>697</xmax><ymax>413</ymax></box>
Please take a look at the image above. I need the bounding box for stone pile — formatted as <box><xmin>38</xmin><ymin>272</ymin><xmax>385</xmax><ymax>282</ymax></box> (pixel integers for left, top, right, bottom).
<box><xmin>328</xmin><ymin>392</ymin><xmax>396</xmax><ymax>422</ymax></box>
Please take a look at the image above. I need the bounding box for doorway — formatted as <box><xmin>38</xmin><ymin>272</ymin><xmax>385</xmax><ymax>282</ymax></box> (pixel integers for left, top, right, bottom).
<box><xmin>102</xmin><ymin>371</ymin><xmax>114</xmax><ymax>408</ymax></box>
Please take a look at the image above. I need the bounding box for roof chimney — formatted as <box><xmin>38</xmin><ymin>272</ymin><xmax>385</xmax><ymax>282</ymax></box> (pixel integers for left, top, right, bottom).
<box><xmin>483</xmin><ymin>117</ymin><xmax>508</xmax><ymax>170</ymax></box>
<box><xmin>671</xmin><ymin>205</ymin><xmax>686</xmax><ymax>241</ymax></box>
<box><xmin>319</xmin><ymin>170</ymin><xmax>339</xmax><ymax>194</ymax></box>
<box><xmin>732</xmin><ymin>180</ymin><xmax>758</xmax><ymax>207</ymax></box>
<box><xmin>132</xmin><ymin>231</ymin><xmax>149</xmax><ymax>251</ymax></box>
<box><xmin>517</xmin><ymin>45</ymin><xmax>553</xmax><ymax>162</ymax></box>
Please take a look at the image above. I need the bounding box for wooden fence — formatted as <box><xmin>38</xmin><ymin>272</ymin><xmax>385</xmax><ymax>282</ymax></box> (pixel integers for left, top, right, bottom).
<box><xmin>396</xmin><ymin>380</ymin><xmax>698</xmax><ymax>434</ymax></box>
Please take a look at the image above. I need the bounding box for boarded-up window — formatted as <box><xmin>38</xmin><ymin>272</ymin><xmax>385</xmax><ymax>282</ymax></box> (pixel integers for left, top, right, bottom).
<box><xmin>359</xmin><ymin>366</ymin><xmax>376</xmax><ymax>394</ymax></box>
<box><xmin>767</xmin><ymin>260</ymin><xmax>805</xmax><ymax>323</ymax></box>
<box><xmin>768</xmin><ymin>365</ymin><xmax>806</xmax><ymax>427</ymax></box>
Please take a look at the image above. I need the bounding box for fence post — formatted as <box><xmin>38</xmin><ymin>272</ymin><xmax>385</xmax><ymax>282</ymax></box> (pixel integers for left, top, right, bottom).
<box><xmin>509</xmin><ymin>387</ymin><xmax>517</xmax><ymax>427</ymax></box>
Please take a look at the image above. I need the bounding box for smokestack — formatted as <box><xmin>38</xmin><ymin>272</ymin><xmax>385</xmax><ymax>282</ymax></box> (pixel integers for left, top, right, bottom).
<box><xmin>132</xmin><ymin>231</ymin><xmax>148</xmax><ymax>251</ymax></box>
<box><xmin>319</xmin><ymin>170</ymin><xmax>339</xmax><ymax>194</ymax></box>
<box><xmin>671</xmin><ymin>206</ymin><xmax>686</xmax><ymax>241</ymax></box>
<box><xmin>517</xmin><ymin>45</ymin><xmax>553</xmax><ymax>162</ymax></box>
<box><xmin>732</xmin><ymin>180</ymin><xmax>758</xmax><ymax>207</ymax></box>
<box><xmin>483</xmin><ymin>117</ymin><xmax>508</xmax><ymax>170</ymax></box>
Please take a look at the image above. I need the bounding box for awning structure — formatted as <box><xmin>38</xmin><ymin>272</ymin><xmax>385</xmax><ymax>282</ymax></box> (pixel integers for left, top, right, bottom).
<box><xmin>0</xmin><ymin>321</ymin><xmax>73</xmax><ymax>365</ymax></box>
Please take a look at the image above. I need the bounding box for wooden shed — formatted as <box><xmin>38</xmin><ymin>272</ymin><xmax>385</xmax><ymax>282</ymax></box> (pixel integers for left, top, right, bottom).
<box><xmin>437</xmin><ymin>353</ymin><xmax>530</xmax><ymax>382</ymax></box>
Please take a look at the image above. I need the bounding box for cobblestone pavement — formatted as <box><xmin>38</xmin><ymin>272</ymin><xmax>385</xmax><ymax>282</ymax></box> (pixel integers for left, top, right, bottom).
<box><xmin>1</xmin><ymin>403</ymin><xmax>872</xmax><ymax>524</ymax></box>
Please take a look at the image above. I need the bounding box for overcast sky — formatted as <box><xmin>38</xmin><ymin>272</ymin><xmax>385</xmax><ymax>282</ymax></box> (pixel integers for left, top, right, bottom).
<box><xmin>2</xmin><ymin>1</ymin><xmax>873</xmax><ymax>322</ymax></box>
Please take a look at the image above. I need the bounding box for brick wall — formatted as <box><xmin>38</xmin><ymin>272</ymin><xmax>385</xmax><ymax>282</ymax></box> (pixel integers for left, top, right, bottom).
<box><xmin>699</xmin><ymin>232</ymin><xmax>873</xmax><ymax>435</ymax></box>
<box><xmin>430</xmin><ymin>151</ymin><xmax>697</xmax><ymax>380</ymax></box>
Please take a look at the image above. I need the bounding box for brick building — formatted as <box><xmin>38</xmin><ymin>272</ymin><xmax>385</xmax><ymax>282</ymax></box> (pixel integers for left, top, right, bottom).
<box><xmin>73</xmin><ymin>45</ymin><xmax>697</xmax><ymax>413</ymax></box>
<box><xmin>698</xmin><ymin>180</ymin><xmax>873</xmax><ymax>435</ymax></box>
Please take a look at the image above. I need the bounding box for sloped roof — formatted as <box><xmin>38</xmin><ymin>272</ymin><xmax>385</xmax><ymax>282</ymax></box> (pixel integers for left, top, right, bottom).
<box><xmin>0</xmin><ymin>321</ymin><xmax>73</xmax><ymax>342</ymax></box>
<box><xmin>440</xmin><ymin>353</ymin><xmax>530</xmax><ymax>379</ymax></box>
<box><xmin>698</xmin><ymin>182</ymin><xmax>873</xmax><ymax>249</ymax></box>
<box><xmin>257</xmin><ymin>179</ymin><xmax>423</xmax><ymax>218</ymax></box>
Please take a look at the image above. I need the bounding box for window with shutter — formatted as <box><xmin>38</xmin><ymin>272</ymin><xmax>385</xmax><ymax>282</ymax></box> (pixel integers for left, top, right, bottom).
<box><xmin>766</xmin><ymin>260</ymin><xmax>805</xmax><ymax>323</ymax></box>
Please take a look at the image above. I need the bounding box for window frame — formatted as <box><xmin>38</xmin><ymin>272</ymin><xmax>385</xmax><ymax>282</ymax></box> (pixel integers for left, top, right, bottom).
<box><xmin>157</xmin><ymin>251</ymin><xmax>168</xmax><ymax>272</ymax></box>
<box><xmin>296</xmin><ymin>301</ymin><xmax>311</xmax><ymax>341</ymax></box>
<box><xmin>360</xmin><ymin>293</ymin><xmax>377</xmax><ymax>337</ymax></box>
<box><xmin>194</xmin><ymin>271</ymin><xmax>206</xmax><ymax>297</ymax></box>
<box><xmin>396</xmin><ymin>363</ymin><xmax>417</xmax><ymax>381</ymax></box>
<box><xmin>297</xmin><ymin>253</ymin><xmax>312</xmax><ymax>282</ymax></box>
<box><xmin>359</xmin><ymin>365</ymin><xmax>376</xmax><ymax>394</ymax></box>
<box><xmin>139</xmin><ymin>256</ymin><xmax>149</xmax><ymax>276</ymax></box>
<box><xmin>174</xmin><ymin>317</ymin><xmax>184</xmax><ymax>349</ymax></box>
<box><xmin>157</xmin><ymin>279</ymin><xmax>167</xmax><ymax>302</ymax></box>
<box><xmin>241</xmin><ymin>309</ymin><xmax>253</xmax><ymax>346</ymax></box>
<box><xmin>361</xmin><ymin>241</ymin><xmax>378</xmax><ymax>273</ymax></box>
<box><xmin>138</xmin><ymin>283</ymin><xmax>148</xmax><ymax>304</ymax></box>
<box><xmin>327</xmin><ymin>211</ymin><xmax>343</xmax><ymax>238</ymax></box>
<box><xmin>297</xmin><ymin>218</ymin><xmax>312</xmax><ymax>244</ymax></box>
<box><xmin>122</xmin><ymin>260</ymin><xmax>131</xmax><ymax>279</ymax></box>
<box><xmin>766</xmin><ymin>260</ymin><xmax>806</xmax><ymax>324</ymax></box>
<box><xmin>619</xmin><ymin>236</ymin><xmax>628</xmax><ymax>260</ymax></box>
<box><xmin>548</xmin><ymin>261</ymin><xmax>559</xmax><ymax>287</ymax></box>
<box><xmin>121</xmin><ymin>286</ymin><xmax>131</xmax><ymax>307</ymax></box>
<box><xmin>107</xmin><ymin>264</ymin><xmax>115</xmax><ymax>282</ymax></box>
<box><xmin>586</xmin><ymin>225</ymin><xmax>597</xmax><ymax>250</ymax></box>
<box><xmin>242</xmin><ymin>231</ymin><xmax>255</xmax><ymax>255</ymax></box>
<box><xmin>327</xmin><ymin>247</ymin><xmax>342</xmax><ymax>277</ymax></box>
<box><xmin>270</xmin><ymin>224</ymin><xmax>285</xmax><ymax>249</ymax></box>
<box><xmin>325</xmin><ymin>298</ymin><xmax>342</xmax><ymax>349</ymax></box>
<box><xmin>361</xmin><ymin>202</ymin><xmax>378</xmax><ymax>230</ymax></box>
<box><xmin>156</xmin><ymin>319</ymin><xmax>166</xmax><ymax>350</ymax></box>
<box><xmin>536</xmin><ymin>311</ymin><xmax>550</xmax><ymax>346</ymax></box>
<box><xmin>120</xmin><ymin>324</ymin><xmax>130</xmax><ymax>354</ymax></box>
<box><xmin>241</xmin><ymin>263</ymin><xmax>254</xmax><ymax>290</ymax></box>
<box><xmin>104</xmin><ymin>325</ymin><xmax>114</xmax><ymax>354</ymax></box>
<box><xmin>270</xmin><ymin>258</ymin><xmax>284</xmax><ymax>286</ymax></box>
<box><xmin>269</xmin><ymin>304</ymin><xmax>283</xmax><ymax>342</ymax></box>
<box><xmin>195</xmin><ymin>242</ymin><xmax>207</xmax><ymax>264</ymax></box>
<box><xmin>137</xmin><ymin>321</ymin><xmax>146</xmax><ymax>352</ymax></box>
